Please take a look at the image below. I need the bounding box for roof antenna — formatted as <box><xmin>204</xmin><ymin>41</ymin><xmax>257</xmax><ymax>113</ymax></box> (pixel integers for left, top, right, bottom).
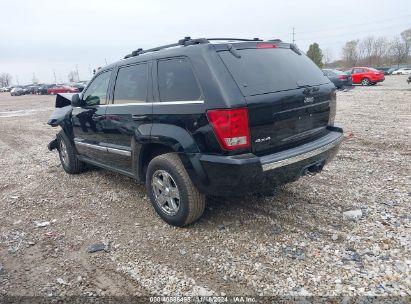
<box><xmin>132</xmin><ymin>48</ymin><xmax>143</xmax><ymax>56</ymax></box>
<box><xmin>178</xmin><ymin>36</ymin><xmax>192</xmax><ymax>45</ymax></box>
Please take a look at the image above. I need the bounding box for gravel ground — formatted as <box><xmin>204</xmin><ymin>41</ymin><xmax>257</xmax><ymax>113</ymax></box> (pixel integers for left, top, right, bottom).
<box><xmin>0</xmin><ymin>75</ymin><xmax>410</xmax><ymax>298</ymax></box>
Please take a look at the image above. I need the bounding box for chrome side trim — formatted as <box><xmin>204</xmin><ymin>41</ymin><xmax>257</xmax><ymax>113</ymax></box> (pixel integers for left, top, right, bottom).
<box><xmin>155</xmin><ymin>100</ymin><xmax>204</xmax><ymax>105</ymax></box>
<box><xmin>261</xmin><ymin>136</ymin><xmax>344</xmax><ymax>171</ymax></box>
<box><xmin>107</xmin><ymin>147</ymin><xmax>131</xmax><ymax>157</ymax></box>
<box><xmin>74</xmin><ymin>139</ymin><xmax>131</xmax><ymax>157</ymax></box>
<box><xmin>74</xmin><ymin>140</ymin><xmax>107</xmax><ymax>152</ymax></box>
<box><xmin>105</xmin><ymin>103</ymin><xmax>152</xmax><ymax>106</ymax></box>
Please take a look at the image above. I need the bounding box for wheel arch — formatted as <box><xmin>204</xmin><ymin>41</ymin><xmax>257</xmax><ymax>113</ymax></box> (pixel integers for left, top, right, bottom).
<box><xmin>361</xmin><ymin>77</ymin><xmax>370</xmax><ymax>84</ymax></box>
<box><xmin>133</xmin><ymin>124</ymin><xmax>207</xmax><ymax>188</ymax></box>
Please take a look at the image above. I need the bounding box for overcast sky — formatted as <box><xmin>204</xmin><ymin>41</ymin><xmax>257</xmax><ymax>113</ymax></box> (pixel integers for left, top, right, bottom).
<box><xmin>1</xmin><ymin>0</ymin><xmax>410</xmax><ymax>85</ymax></box>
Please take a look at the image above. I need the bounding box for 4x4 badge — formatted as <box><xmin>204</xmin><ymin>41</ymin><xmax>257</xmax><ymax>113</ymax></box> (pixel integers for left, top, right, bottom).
<box><xmin>255</xmin><ymin>136</ymin><xmax>271</xmax><ymax>143</ymax></box>
<box><xmin>304</xmin><ymin>96</ymin><xmax>315</xmax><ymax>104</ymax></box>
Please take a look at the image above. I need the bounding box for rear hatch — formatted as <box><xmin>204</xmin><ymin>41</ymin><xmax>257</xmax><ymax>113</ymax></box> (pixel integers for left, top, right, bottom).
<box><xmin>217</xmin><ymin>42</ymin><xmax>334</xmax><ymax>155</ymax></box>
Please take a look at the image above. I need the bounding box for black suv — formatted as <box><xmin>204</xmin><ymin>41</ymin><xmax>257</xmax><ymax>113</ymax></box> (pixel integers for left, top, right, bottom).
<box><xmin>37</xmin><ymin>84</ymin><xmax>56</xmax><ymax>95</ymax></box>
<box><xmin>47</xmin><ymin>37</ymin><xmax>343</xmax><ymax>227</ymax></box>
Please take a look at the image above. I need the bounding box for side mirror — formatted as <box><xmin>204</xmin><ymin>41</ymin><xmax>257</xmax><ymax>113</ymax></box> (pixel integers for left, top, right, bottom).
<box><xmin>71</xmin><ymin>93</ymin><xmax>83</xmax><ymax>107</ymax></box>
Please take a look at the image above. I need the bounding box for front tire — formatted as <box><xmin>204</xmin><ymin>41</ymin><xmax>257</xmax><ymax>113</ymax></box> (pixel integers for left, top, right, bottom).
<box><xmin>361</xmin><ymin>78</ymin><xmax>370</xmax><ymax>86</ymax></box>
<box><xmin>57</xmin><ymin>131</ymin><xmax>85</xmax><ymax>174</ymax></box>
<box><xmin>146</xmin><ymin>153</ymin><xmax>205</xmax><ymax>227</ymax></box>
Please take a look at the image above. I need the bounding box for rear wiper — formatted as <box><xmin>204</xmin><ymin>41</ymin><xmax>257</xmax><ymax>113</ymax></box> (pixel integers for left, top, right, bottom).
<box><xmin>290</xmin><ymin>43</ymin><xmax>302</xmax><ymax>55</ymax></box>
<box><xmin>297</xmin><ymin>81</ymin><xmax>320</xmax><ymax>94</ymax></box>
<box><xmin>227</xmin><ymin>44</ymin><xmax>241</xmax><ymax>58</ymax></box>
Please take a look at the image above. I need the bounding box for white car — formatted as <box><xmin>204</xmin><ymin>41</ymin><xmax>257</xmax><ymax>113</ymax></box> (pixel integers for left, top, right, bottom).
<box><xmin>10</xmin><ymin>87</ymin><xmax>24</xmax><ymax>96</ymax></box>
<box><xmin>392</xmin><ymin>68</ymin><xmax>411</xmax><ymax>75</ymax></box>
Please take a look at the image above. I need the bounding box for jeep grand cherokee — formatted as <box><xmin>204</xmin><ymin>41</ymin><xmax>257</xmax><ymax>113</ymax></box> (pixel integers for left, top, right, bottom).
<box><xmin>47</xmin><ymin>37</ymin><xmax>343</xmax><ymax>227</ymax></box>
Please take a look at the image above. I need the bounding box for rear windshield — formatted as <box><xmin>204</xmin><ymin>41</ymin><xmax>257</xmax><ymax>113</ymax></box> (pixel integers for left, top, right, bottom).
<box><xmin>218</xmin><ymin>48</ymin><xmax>329</xmax><ymax>96</ymax></box>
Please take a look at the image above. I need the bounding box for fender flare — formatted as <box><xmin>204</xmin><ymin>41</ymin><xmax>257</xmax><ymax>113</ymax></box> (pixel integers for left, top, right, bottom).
<box><xmin>133</xmin><ymin>124</ymin><xmax>208</xmax><ymax>186</ymax></box>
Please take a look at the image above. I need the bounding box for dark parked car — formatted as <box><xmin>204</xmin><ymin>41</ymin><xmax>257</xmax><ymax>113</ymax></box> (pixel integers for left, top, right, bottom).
<box><xmin>26</xmin><ymin>85</ymin><xmax>40</xmax><ymax>94</ymax></box>
<box><xmin>37</xmin><ymin>84</ymin><xmax>56</xmax><ymax>95</ymax></box>
<box><xmin>47</xmin><ymin>37</ymin><xmax>343</xmax><ymax>226</ymax></box>
<box><xmin>375</xmin><ymin>67</ymin><xmax>391</xmax><ymax>75</ymax></box>
<box><xmin>21</xmin><ymin>86</ymin><xmax>30</xmax><ymax>95</ymax></box>
<box><xmin>322</xmin><ymin>69</ymin><xmax>352</xmax><ymax>89</ymax></box>
<box><xmin>387</xmin><ymin>68</ymin><xmax>397</xmax><ymax>75</ymax></box>
<box><xmin>407</xmin><ymin>75</ymin><xmax>411</xmax><ymax>84</ymax></box>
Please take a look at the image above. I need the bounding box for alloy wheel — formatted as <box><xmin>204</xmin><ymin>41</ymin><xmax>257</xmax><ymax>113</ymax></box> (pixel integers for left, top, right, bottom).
<box><xmin>151</xmin><ymin>170</ymin><xmax>180</xmax><ymax>216</ymax></box>
<box><xmin>59</xmin><ymin>140</ymin><xmax>69</xmax><ymax>166</ymax></box>
<box><xmin>361</xmin><ymin>78</ymin><xmax>370</xmax><ymax>86</ymax></box>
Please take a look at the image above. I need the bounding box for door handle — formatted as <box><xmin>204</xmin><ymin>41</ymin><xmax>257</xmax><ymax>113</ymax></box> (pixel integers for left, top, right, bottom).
<box><xmin>132</xmin><ymin>115</ymin><xmax>148</xmax><ymax>121</ymax></box>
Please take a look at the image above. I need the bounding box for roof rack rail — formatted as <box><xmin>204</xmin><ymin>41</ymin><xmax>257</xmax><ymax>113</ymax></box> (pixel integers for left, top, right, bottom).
<box><xmin>124</xmin><ymin>36</ymin><xmax>208</xmax><ymax>59</ymax></box>
<box><xmin>123</xmin><ymin>36</ymin><xmax>264</xmax><ymax>59</ymax></box>
<box><xmin>206</xmin><ymin>38</ymin><xmax>262</xmax><ymax>42</ymax></box>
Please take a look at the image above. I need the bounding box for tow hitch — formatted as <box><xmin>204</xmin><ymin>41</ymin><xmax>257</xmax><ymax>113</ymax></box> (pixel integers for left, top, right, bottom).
<box><xmin>302</xmin><ymin>160</ymin><xmax>325</xmax><ymax>176</ymax></box>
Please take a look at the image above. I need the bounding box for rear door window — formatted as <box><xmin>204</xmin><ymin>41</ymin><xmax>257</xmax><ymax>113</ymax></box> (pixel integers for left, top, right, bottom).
<box><xmin>113</xmin><ymin>63</ymin><xmax>148</xmax><ymax>104</ymax></box>
<box><xmin>157</xmin><ymin>58</ymin><xmax>202</xmax><ymax>102</ymax></box>
<box><xmin>218</xmin><ymin>47</ymin><xmax>328</xmax><ymax>96</ymax></box>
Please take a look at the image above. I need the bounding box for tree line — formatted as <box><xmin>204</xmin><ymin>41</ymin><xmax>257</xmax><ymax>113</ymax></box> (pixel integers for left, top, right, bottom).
<box><xmin>0</xmin><ymin>73</ymin><xmax>12</xmax><ymax>87</ymax></box>
<box><xmin>307</xmin><ymin>28</ymin><xmax>411</xmax><ymax>69</ymax></box>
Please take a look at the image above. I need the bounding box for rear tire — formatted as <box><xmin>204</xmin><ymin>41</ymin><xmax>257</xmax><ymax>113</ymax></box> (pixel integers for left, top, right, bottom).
<box><xmin>361</xmin><ymin>78</ymin><xmax>370</xmax><ymax>86</ymax></box>
<box><xmin>57</xmin><ymin>131</ymin><xmax>86</xmax><ymax>174</ymax></box>
<box><xmin>146</xmin><ymin>153</ymin><xmax>205</xmax><ymax>227</ymax></box>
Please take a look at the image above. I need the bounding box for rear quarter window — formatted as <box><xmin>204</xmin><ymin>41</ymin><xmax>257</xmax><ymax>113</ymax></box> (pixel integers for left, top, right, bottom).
<box><xmin>157</xmin><ymin>57</ymin><xmax>202</xmax><ymax>102</ymax></box>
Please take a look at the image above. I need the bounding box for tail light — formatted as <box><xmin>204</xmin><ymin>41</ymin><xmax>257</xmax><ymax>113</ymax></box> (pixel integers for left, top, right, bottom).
<box><xmin>207</xmin><ymin>108</ymin><xmax>251</xmax><ymax>151</ymax></box>
<box><xmin>328</xmin><ymin>90</ymin><xmax>337</xmax><ymax>126</ymax></box>
<box><xmin>339</xmin><ymin>75</ymin><xmax>348</xmax><ymax>80</ymax></box>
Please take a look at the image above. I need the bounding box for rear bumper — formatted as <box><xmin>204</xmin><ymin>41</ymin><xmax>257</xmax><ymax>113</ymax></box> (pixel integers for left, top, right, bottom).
<box><xmin>370</xmin><ymin>75</ymin><xmax>385</xmax><ymax>83</ymax></box>
<box><xmin>190</xmin><ymin>127</ymin><xmax>344</xmax><ymax>196</ymax></box>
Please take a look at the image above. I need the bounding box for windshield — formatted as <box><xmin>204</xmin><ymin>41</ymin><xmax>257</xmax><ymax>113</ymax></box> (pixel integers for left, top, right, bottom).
<box><xmin>218</xmin><ymin>48</ymin><xmax>329</xmax><ymax>96</ymax></box>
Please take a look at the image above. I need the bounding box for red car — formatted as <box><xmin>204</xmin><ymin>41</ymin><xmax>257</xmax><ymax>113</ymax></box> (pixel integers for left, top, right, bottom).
<box><xmin>345</xmin><ymin>67</ymin><xmax>385</xmax><ymax>86</ymax></box>
<box><xmin>47</xmin><ymin>86</ymin><xmax>79</xmax><ymax>95</ymax></box>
